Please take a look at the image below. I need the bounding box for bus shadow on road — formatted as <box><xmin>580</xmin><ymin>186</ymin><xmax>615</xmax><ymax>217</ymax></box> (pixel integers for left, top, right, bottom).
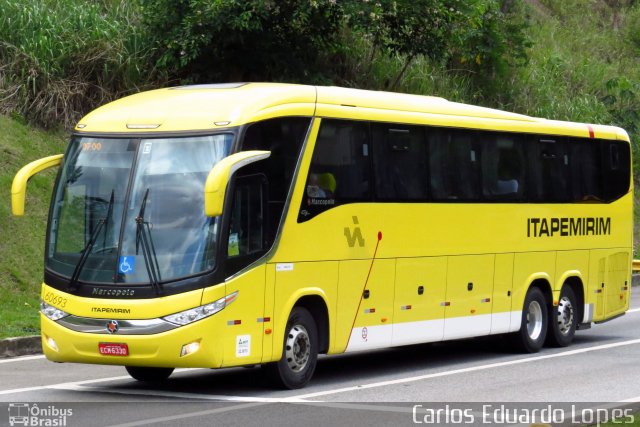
<box><xmin>105</xmin><ymin>333</ymin><xmax>628</xmax><ymax>396</ymax></box>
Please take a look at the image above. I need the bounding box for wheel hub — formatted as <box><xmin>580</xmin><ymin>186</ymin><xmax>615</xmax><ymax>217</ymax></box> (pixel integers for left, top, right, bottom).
<box><xmin>557</xmin><ymin>296</ymin><xmax>574</xmax><ymax>335</ymax></box>
<box><xmin>285</xmin><ymin>324</ymin><xmax>310</xmax><ymax>372</ymax></box>
<box><xmin>526</xmin><ymin>300</ymin><xmax>544</xmax><ymax>340</ymax></box>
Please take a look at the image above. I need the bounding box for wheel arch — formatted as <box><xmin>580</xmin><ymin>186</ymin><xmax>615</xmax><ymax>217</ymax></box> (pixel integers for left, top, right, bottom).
<box><xmin>275</xmin><ymin>288</ymin><xmax>331</xmax><ymax>357</ymax></box>
<box><xmin>293</xmin><ymin>295</ymin><xmax>330</xmax><ymax>354</ymax></box>
<box><xmin>529</xmin><ymin>278</ymin><xmax>553</xmax><ymax>306</ymax></box>
<box><xmin>561</xmin><ymin>275</ymin><xmax>585</xmax><ymax>324</ymax></box>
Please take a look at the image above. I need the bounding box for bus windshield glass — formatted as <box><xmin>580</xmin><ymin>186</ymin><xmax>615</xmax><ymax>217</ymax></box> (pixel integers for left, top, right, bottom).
<box><xmin>46</xmin><ymin>134</ymin><xmax>233</xmax><ymax>285</ymax></box>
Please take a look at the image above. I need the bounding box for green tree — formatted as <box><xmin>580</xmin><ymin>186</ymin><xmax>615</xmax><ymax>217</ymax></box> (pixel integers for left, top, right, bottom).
<box><xmin>345</xmin><ymin>0</ymin><xmax>472</xmax><ymax>89</ymax></box>
<box><xmin>343</xmin><ymin>0</ymin><xmax>530</xmax><ymax>91</ymax></box>
<box><xmin>447</xmin><ymin>0</ymin><xmax>531</xmax><ymax>100</ymax></box>
<box><xmin>143</xmin><ymin>0</ymin><xmax>530</xmax><ymax>91</ymax></box>
<box><xmin>142</xmin><ymin>0</ymin><xmax>345</xmax><ymax>83</ymax></box>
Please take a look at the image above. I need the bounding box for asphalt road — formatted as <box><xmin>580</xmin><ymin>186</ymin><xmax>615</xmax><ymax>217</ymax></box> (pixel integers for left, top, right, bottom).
<box><xmin>2</xmin><ymin>292</ymin><xmax>640</xmax><ymax>426</ymax></box>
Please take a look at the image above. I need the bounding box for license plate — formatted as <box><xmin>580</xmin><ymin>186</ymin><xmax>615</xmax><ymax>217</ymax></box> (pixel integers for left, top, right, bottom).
<box><xmin>98</xmin><ymin>343</ymin><xmax>129</xmax><ymax>356</ymax></box>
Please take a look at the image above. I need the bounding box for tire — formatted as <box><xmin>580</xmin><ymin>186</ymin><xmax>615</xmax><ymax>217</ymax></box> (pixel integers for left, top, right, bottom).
<box><xmin>125</xmin><ymin>366</ymin><xmax>174</xmax><ymax>382</ymax></box>
<box><xmin>511</xmin><ymin>287</ymin><xmax>548</xmax><ymax>353</ymax></box>
<box><xmin>545</xmin><ymin>285</ymin><xmax>577</xmax><ymax>347</ymax></box>
<box><xmin>265</xmin><ymin>307</ymin><xmax>318</xmax><ymax>389</ymax></box>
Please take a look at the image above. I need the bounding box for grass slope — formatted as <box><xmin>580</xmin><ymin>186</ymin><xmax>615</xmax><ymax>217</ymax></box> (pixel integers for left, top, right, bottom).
<box><xmin>0</xmin><ymin>116</ymin><xmax>66</xmax><ymax>338</ymax></box>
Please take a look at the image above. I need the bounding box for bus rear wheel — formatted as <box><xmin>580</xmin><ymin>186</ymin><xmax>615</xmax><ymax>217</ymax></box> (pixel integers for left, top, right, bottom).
<box><xmin>125</xmin><ymin>366</ymin><xmax>174</xmax><ymax>382</ymax></box>
<box><xmin>511</xmin><ymin>287</ymin><xmax>548</xmax><ymax>353</ymax></box>
<box><xmin>265</xmin><ymin>307</ymin><xmax>318</xmax><ymax>389</ymax></box>
<box><xmin>546</xmin><ymin>285</ymin><xmax>577</xmax><ymax>347</ymax></box>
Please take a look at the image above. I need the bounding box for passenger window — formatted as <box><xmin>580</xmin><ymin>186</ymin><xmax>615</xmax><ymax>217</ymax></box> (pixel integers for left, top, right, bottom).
<box><xmin>481</xmin><ymin>135</ymin><xmax>525</xmax><ymax>201</ymax></box>
<box><xmin>601</xmin><ymin>140</ymin><xmax>631</xmax><ymax>202</ymax></box>
<box><xmin>372</xmin><ymin>124</ymin><xmax>428</xmax><ymax>200</ymax></box>
<box><xmin>568</xmin><ymin>138</ymin><xmax>603</xmax><ymax>202</ymax></box>
<box><xmin>298</xmin><ymin>120</ymin><xmax>371</xmax><ymax>221</ymax></box>
<box><xmin>527</xmin><ymin>138</ymin><xmax>571</xmax><ymax>202</ymax></box>
<box><xmin>429</xmin><ymin>128</ymin><xmax>480</xmax><ymax>201</ymax></box>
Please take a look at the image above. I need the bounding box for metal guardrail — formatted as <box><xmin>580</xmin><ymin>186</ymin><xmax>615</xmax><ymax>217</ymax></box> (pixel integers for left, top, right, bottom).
<box><xmin>633</xmin><ymin>259</ymin><xmax>640</xmax><ymax>273</ymax></box>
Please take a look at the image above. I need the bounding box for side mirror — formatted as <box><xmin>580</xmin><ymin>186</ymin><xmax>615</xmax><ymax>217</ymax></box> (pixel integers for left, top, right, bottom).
<box><xmin>11</xmin><ymin>154</ymin><xmax>64</xmax><ymax>216</ymax></box>
<box><xmin>204</xmin><ymin>150</ymin><xmax>270</xmax><ymax>217</ymax></box>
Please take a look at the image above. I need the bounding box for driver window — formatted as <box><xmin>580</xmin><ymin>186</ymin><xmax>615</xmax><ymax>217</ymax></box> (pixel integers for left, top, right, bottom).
<box><xmin>227</xmin><ymin>175</ymin><xmax>266</xmax><ymax>259</ymax></box>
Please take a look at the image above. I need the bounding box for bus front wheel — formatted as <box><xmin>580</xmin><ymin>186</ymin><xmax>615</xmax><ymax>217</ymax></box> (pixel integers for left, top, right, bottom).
<box><xmin>125</xmin><ymin>366</ymin><xmax>174</xmax><ymax>382</ymax></box>
<box><xmin>266</xmin><ymin>307</ymin><xmax>318</xmax><ymax>389</ymax></box>
<box><xmin>512</xmin><ymin>287</ymin><xmax>548</xmax><ymax>353</ymax></box>
<box><xmin>546</xmin><ymin>285</ymin><xmax>577</xmax><ymax>347</ymax></box>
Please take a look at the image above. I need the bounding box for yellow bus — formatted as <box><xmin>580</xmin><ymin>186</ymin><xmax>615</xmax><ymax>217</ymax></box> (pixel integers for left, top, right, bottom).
<box><xmin>12</xmin><ymin>83</ymin><xmax>632</xmax><ymax>389</ymax></box>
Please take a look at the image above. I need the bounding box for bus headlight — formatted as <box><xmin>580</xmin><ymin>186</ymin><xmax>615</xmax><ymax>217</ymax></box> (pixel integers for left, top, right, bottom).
<box><xmin>163</xmin><ymin>291</ymin><xmax>238</xmax><ymax>326</ymax></box>
<box><xmin>40</xmin><ymin>300</ymin><xmax>70</xmax><ymax>321</ymax></box>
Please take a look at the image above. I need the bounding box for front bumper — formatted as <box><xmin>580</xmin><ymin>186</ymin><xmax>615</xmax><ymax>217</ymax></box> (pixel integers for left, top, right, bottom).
<box><xmin>41</xmin><ymin>313</ymin><xmax>224</xmax><ymax>368</ymax></box>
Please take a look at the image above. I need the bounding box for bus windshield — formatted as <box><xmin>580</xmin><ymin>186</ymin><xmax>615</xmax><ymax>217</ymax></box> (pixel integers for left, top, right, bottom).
<box><xmin>46</xmin><ymin>134</ymin><xmax>233</xmax><ymax>285</ymax></box>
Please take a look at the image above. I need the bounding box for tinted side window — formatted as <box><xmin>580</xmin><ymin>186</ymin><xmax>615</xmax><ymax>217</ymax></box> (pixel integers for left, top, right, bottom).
<box><xmin>429</xmin><ymin>128</ymin><xmax>481</xmax><ymax>201</ymax></box>
<box><xmin>568</xmin><ymin>138</ymin><xmax>603</xmax><ymax>202</ymax></box>
<box><xmin>601</xmin><ymin>139</ymin><xmax>631</xmax><ymax>201</ymax></box>
<box><xmin>241</xmin><ymin>117</ymin><xmax>310</xmax><ymax>242</ymax></box>
<box><xmin>371</xmin><ymin>123</ymin><xmax>428</xmax><ymax>200</ymax></box>
<box><xmin>527</xmin><ymin>138</ymin><xmax>571</xmax><ymax>202</ymax></box>
<box><xmin>224</xmin><ymin>175</ymin><xmax>267</xmax><ymax>277</ymax></box>
<box><xmin>481</xmin><ymin>134</ymin><xmax>525</xmax><ymax>201</ymax></box>
<box><xmin>241</xmin><ymin>117</ymin><xmax>310</xmax><ymax>202</ymax></box>
<box><xmin>299</xmin><ymin>120</ymin><xmax>371</xmax><ymax>221</ymax></box>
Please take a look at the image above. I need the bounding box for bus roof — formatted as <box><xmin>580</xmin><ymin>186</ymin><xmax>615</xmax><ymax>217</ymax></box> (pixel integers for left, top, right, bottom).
<box><xmin>75</xmin><ymin>83</ymin><xmax>628</xmax><ymax>141</ymax></box>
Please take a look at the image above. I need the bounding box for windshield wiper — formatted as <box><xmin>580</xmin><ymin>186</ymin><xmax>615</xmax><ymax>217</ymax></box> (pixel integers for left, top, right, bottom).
<box><xmin>135</xmin><ymin>188</ymin><xmax>163</xmax><ymax>295</ymax></box>
<box><xmin>68</xmin><ymin>190</ymin><xmax>114</xmax><ymax>291</ymax></box>
<box><xmin>102</xmin><ymin>191</ymin><xmax>114</xmax><ymax>253</ymax></box>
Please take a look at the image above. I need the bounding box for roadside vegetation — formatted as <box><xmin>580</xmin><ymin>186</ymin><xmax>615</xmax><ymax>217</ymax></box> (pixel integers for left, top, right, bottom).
<box><xmin>1</xmin><ymin>0</ymin><xmax>638</xmax><ymax>338</ymax></box>
<box><xmin>0</xmin><ymin>116</ymin><xmax>65</xmax><ymax>338</ymax></box>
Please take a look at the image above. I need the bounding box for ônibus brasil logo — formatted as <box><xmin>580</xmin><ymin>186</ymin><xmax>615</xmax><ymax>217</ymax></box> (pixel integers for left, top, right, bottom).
<box><xmin>8</xmin><ymin>403</ymin><xmax>73</xmax><ymax>426</ymax></box>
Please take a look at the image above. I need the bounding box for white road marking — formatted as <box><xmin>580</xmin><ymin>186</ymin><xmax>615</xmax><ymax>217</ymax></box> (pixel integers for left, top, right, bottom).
<box><xmin>104</xmin><ymin>401</ymin><xmax>445</xmax><ymax>427</ymax></box>
<box><xmin>104</xmin><ymin>400</ymin><xmax>640</xmax><ymax>427</ymax></box>
<box><xmin>51</xmin><ymin>383</ymin><xmax>311</xmax><ymax>403</ymax></box>
<box><xmin>0</xmin><ymin>375</ymin><xmax>132</xmax><ymax>396</ymax></box>
<box><xmin>107</xmin><ymin>402</ymin><xmax>267</xmax><ymax>427</ymax></box>
<box><xmin>290</xmin><ymin>337</ymin><xmax>640</xmax><ymax>400</ymax></box>
<box><xmin>0</xmin><ymin>354</ymin><xmax>45</xmax><ymax>364</ymax></box>
<box><xmin>0</xmin><ymin>368</ymin><xmax>201</xmax><ymax>396</ymax></box>
<box><xmin>619</xmin><ymin>395</ymin><xmax>640</xmax><ymax>402</ymax></box>
<box><xmin>626</xmin><ymin>307</ymin><xmax>640</xmax><ymax>314</ymax></box>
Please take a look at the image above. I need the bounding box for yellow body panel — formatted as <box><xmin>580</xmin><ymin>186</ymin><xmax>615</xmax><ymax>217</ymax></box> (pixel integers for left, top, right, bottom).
<box><xmin>337</xmin><ymin>259</ymin><xmax>395</xmax><ymax>351</ymax></box>
<box><xmin>392</xmin><ymin>257</ymin><xmax>447</xmax><ymax>345</ymax></box>
<box><xmin>492</xmin><ymin>253</ymin><xmax>515</xmax><ymax>333</ymax></box>
<box><xmin>270</xmin><ymin>261</ymin><xmax>338</xmax><ymax>358</ymax></box>
<box><xmin>75</xmin><ymin>84</ymin><xmax>317</xmax><ymax>133</ymax></box>
<box><xmin>588</xmin><ymin>249</ymin><xmax>631</xmax><ymax>321</ymax></box>
<box><xmin>444</xmin><ymin>255</ymin><xmax>495</xmax><ymax>338</ymax></box>
<box><xmin>511</xmin><ymin>252</ymin><xmax>556</xmax><ymax>314</ymax></box>
<box><xmin>27</xmin><ymin>83</ymin><xmax>631</xmax><ymax>370</ymax></box>
<box><xmin>555</xmin><ymin>251</ymin><xmax>588</xmax><ymax>291</ymax></box>
<box><xmin>394</xmin><ymin>257</ymin><xmax>447</xmax><ymax>323</ymax></box>
<box><xmin>219</xmin><ymin>266</ymin><xmax>266</xmax><ymax>366</ymax></box>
